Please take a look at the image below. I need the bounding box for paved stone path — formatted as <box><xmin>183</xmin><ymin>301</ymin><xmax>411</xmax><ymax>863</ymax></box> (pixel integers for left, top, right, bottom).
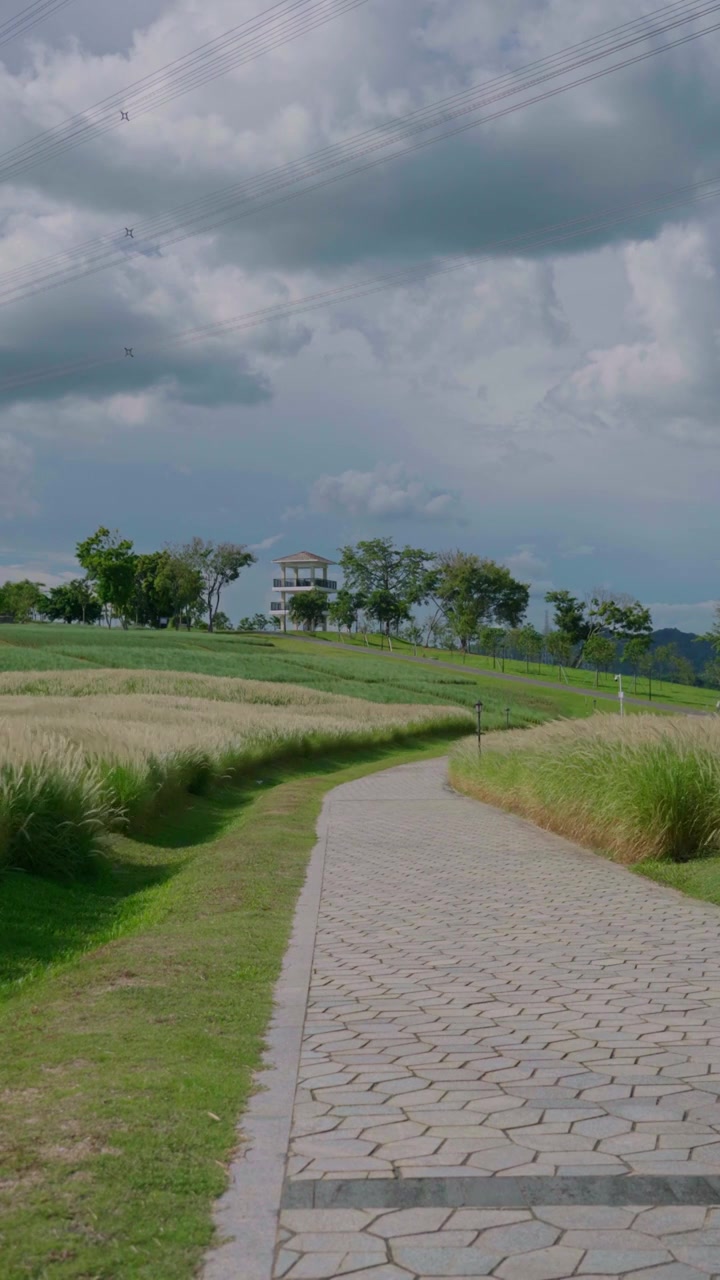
<box><xmin>208</xmin><ymin>758</ymin><xmax>720</xmax><ymax>1279</ymax></box>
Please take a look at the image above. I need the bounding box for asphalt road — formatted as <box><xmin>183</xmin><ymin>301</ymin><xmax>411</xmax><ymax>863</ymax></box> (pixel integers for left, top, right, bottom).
<box><xmin>284</xmin><ymin>634</ymin><xmax>714</xmax><ymax>717</ymax></box>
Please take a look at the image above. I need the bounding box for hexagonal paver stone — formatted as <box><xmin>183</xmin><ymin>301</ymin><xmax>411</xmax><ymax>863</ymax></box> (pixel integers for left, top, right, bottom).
<box><xmin>494</xmin><ymin>1245</ymin><xmax>585</xmax><ymax>1280</ymax></box>
<box><xmin>391</xmin><ymin>1245</ymin><xmax>503</xmax><ymax>1276</ymax></box>
<box><xmin>475</xmin><ymin>1222</ymin><xmax>560</xmax><ymax>1254</ymax></box>
<box><xmin>634</xmin><ymin>1208</ymin><xmax>710</xmax><ymax>1236</ymax></box>
<box><xmin>368</xmin><ymin>1210</ymin><xmax>454</xmax><ymax>1238</ymax></box>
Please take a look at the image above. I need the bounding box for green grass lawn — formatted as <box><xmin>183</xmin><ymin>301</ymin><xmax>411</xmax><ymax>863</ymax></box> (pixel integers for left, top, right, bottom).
<box><xmin>635</xmin><ymin>857</ymin><xmax>720</xmax><ymax>906</ymax></box>
<box><xmin>0</xmin><ymin>624</ymin><xmax>596</xmax><ymax>725</ymax></box>
<box><xmin>0</xmin><ymin>734</ymin><xmax>463</xmax><ymax>1280</ymax></box>
<box><xmin>310</xmin><ymin>628</ymin><xmax>718</xmax><ymax>711</ymax></box>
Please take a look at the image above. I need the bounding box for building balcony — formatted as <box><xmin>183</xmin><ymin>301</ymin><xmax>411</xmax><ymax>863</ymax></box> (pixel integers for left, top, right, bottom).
<box><xmin>270</xmin><ymin>602</ymin><xmax>287</xmax><ymax>612</ymax></box>
<box><xmin>272</xmin><ymin>578</ymin><xmax>337</xmax><ymax>590</ymax></box>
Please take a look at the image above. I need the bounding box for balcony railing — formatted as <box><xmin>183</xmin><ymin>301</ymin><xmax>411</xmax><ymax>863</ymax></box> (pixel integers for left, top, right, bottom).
<box><xmin>270</xmin><ymin>602</ymin><xmax>286</xmax><ymax>611</ymax></box>
<box><xmin>272</xmin><ymin>578</ymin><xmax>337</xmax><ymax>590</ymax></box>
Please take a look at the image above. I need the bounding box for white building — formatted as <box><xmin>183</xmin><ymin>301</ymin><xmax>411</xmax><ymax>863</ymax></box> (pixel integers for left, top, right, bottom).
<box><xmin>270</xmin><ymin>551</ymin><xmax>338</xmax><ymax>631</ymax></box>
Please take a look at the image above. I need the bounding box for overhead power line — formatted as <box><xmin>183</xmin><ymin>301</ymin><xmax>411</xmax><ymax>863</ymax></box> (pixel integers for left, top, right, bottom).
<box><xmin>0</xmin><ymin>0</ymin><xmax>372</xmax><ymax>183</ymax></box>
<box><xmin>2</xmin><ymin>0</ymin><xmax>719</xmax><ymax>307</ymax></box>
<box><xmin>0</xmin><ymin>0</ymin><xmax>76</xmax><ymax>50</ymax></box>
<box><xmin>5</xmin><ymin>165</ymin><xmax>720</xmax><ymax>397</ymax></box>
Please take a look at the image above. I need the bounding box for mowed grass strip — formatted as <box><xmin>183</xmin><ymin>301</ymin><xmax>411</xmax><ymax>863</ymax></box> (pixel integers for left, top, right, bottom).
<box><xmin>307</xmin><ymin>628</ymin><xmax>719</xmax><ymax>711</ymax></box>
<box><xmin>0</xmin><ymin>736</ymin><xmax>458</xmax><ymax>1280</ymax></box>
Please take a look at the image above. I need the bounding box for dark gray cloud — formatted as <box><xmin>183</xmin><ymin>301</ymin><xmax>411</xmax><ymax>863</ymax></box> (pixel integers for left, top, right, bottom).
<box><xmin>1</xmin><ymin>0</ymin><xmax>720</xmax><ymax>627</ymax></box>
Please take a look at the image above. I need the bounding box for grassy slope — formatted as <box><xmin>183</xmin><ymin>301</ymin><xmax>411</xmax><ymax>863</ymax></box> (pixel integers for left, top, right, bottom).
<box><xmin>0</xmin><ymin>624</ymin><xmax>594</xmax><ymax>724</ymax></box>
<box><xmin>0</xmin><ymin>735</ymin><xmax>460</xmax><ymax>1280</ymax></box>
<box><xmin>310</xmin><ymin>628</ymin><xmax>718</xmax><ymax>710</ymax></box>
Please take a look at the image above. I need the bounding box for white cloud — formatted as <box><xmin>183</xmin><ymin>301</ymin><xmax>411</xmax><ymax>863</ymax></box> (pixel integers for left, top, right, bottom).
<box><xmin>248</xmin><ymin>533</ymin><xmax>282</xmax><ymax>551</ymax></box>
<box><xmin>306</xmin><ymin>463</ymin><xmax>455</xmax><ymax>521</ymax></box>
<box><xmin>504</xmin><ymin>545</ymin><xmax>547</xmax><ymax>579</ymax></box>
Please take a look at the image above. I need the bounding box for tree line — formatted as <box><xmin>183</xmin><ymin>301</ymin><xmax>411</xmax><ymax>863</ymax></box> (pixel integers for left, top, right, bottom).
<box><xmin>1</xmin><ymin>529</ymin><xmax>718</xmax><ymax>689</ymax></box>
<box><xmin>0</xmin><ymin>528</ymin><xmax>256</xmax><ymax>632</ymax></box>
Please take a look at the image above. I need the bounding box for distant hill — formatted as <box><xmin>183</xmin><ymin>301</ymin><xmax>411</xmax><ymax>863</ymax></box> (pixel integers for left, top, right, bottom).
<box><xmin>648</xmin><ymin>627</ymin><xmax>715</xmax><ymax>676</ymax></box>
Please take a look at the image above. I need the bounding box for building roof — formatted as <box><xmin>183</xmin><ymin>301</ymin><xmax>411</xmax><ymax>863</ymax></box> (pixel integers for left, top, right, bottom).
<box><xmin>272</xmin><ymin>550</ymin><xmax>335</xmax><ymax>565</ymax></box>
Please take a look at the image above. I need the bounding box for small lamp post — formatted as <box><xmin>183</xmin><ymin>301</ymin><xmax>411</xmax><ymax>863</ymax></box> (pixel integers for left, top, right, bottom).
<box><xmin>505</xmin><ymin>706</ymin><xmax>511</xmax><ymax>730</ymax></box>
<box><xmin>614</xmin><ymin>673</ymin><xmax>624</xmax><ymax>717</ymax></box>
<box><xmin>475</xmin><ymin>700</ymin><xmax>483</xmax><ymax>755</ymax></box>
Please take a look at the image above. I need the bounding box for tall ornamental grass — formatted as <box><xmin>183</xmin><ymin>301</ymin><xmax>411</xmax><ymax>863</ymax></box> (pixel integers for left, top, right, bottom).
<box><xmin>449</xmin><ymin>714</ymin><xmax>720</xmax><ymax>864</ymax></box>
<box><xmin>0</xmin><ymin>679</ymin><xmax>471</xmax><ymax>878</ymax></box>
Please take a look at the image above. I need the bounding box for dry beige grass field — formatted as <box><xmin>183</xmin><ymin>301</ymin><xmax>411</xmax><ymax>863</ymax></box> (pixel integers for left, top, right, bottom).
<box><xmin>0</xmin><ymin>668</ymin><xmax>471</xmax><ymax>875</ymax></box>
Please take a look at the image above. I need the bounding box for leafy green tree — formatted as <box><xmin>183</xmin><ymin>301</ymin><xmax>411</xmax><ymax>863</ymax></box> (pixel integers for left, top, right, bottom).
<box><xmin>237</xmin><ymin>613</ymin><xmax>273</xmax><ymax>632</ymax></box>
<box><xmin>0</xmin><ymin>579</ymin><xmax>48</xmax><ymax>622</ymax></box>
<box><xmin>588</xmin><ymin>594</ymin><xmax>652</xmax><ymax>643</ymax></box>
<box><xmin>327</xmin><ymin>588</ymin><xmax>364</xmax><ymax>639</ymax></box>
<box><xmin>639</xmin><ymin>648</ymin><xmax>656</xmax><ymax>701</ymax></box>
<box><xmin>365</xmin><ymin>588</ymin><xmax>411</xmax><ymax>647</ymax></box>
<box><xmin>701</xmin><ymin>659</ymin><xmax>720</xmax><ymax>690</ymax></box>
<box><xmin>518</xmin><ymin>623</ymin><xmax>543</xmax><ymax>674</ymax></box>
<box><xmin>433</xmin><ymin>551</ymin><xmax>529</xmax><ymax>653</ymax></box>
<box><xmin>175</xmin><ymin>538</ymin><xmax>255</xmax><ymax>632</ymax></box>
<box><xmin>584</xmin><ymin>633</ymin><xmax>616</xmax><ymax>687</ymax></box>
<box><xmin>701</xmin><ymin>604</ymin><xmax>720</xmax><ymax>657</ymax></box>
<box><xmin>546</xmin><ymin>629</ymin><xmax>573</xmax><ymax>677</ymax></box>
<box><xmin>402</xmin><ymin>620</ymin><xmax>425</xmax><ymax>656</ymax></box>
<box><xmin>288</xmin><ymin>588</ymin><xmax>329</xmax><ymax>632</ymax></box>
<box><xmin>45</xmin><ymin>579</ymin><xmax>101</xmax><ymax>625</ymax></box>
<box><xmin>478</xmin><ymin>624</ymin><xmax>507</xmax><ymax>670</ymax></box>
<box><xmin>76</xmin><ymin>527</ymin><xmax>138</xmax><ymax>627</ymax></box>
<box><xmin>154</xmin><ymin>551</ymin><xmax>204</xmax><ymax>629</ymax></box>
<box><xmin>545</xmin><ymin>590</ymin><xmax>590</xmax><ymax>659</ymax></box>
<box><xmin>653</xmin><ymin>642</ymin><xmax>681</xmax><ymax>687</ymax></box>
<box><xmin>212</xmin><ymin>611</ymin><xmax>233</xmax><ymax>632</ymax></box>
<box><xmin>623</xmin><ymin>635</ymin><xmax>652</xmax><ymax>693</ymax></box>
<box><xmin>339</xmin><ymin>538</ymin><xmax>434</xmax><ymax>640</ymax></box>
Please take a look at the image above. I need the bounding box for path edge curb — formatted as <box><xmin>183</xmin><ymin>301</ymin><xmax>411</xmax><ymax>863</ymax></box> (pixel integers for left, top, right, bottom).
<box><xmin>202</xmin><ymin>791</ymin><xmax>332</xmax><ymax>1280</ymax></box>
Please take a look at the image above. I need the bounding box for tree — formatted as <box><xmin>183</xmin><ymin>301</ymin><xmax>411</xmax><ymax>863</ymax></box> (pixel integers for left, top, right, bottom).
<box><xmin>653</xmin><ymin>642</ymin><xmax>682</xmax><ymax>687</ymax></box>
<box><xmin>517</xmin><ymin>623</ymin><xmax>543</xmax><ymax>674</ymax></box>
<box><xmin>45</xmin><ymin>579</ymin><xmax>101</xmax><ymax>625</ymax></box>
<box><xmin>339</xmin><ymin>538</ymin><xmax>434</xmax><ymax>640</ymax></box>
<box><xmin>327</xmin><ymin>588</ymin><xmax>363</xmax><ymax>639</ymax></box>
<box><xmin>623</xmin><ymin>635</ymin><xmax>652</xmax><ymax>694</ymax></box>
<box><xmin>365</xmin><ymin>588</ymin><xmax>411</xmax><ymax>646</ymax></box>
<box><xmin>588</xmin><ymin>593</ymin><xmax>652</xmax><ymax>643</ymax></box>
<box><xmin>237</xmin><ymin>613</ymin><xmax>273</xmax><ymax>632</ymax></box>
<box><xmin>545</xmin><ymin>590</ymin><xmax>590</xmax><ymax>661</ymax></box>
<box><xmin>546</xmin><ymin>630</ymin><xmax>573</xmax><ymax>678</ymax></box>
<box><xmin>212</xmin><ymin>610</ymin><xmax>233</xmax><ymax>632</ymax></box>
<box><xmin>583</xmin><ymin>633</ymin><xmax>616</xmax><ymax>687</ymax></box>
<box><xmin>155</xmin><ymin>550</ymin><xmax>204</xmax><ymax>629</ymax></box>
<box><xmin>175</xmin><ymin>538</ymin><xmax>256</xmax><ymax>632</ymax></box>
<box><xmin>76</xmin><ymin>527</ymin><xmax>138</xmax><ymax>627</ymax></box>
<box><xmin>478</xmin><ymin>625</ymin><xmax>507</xmax><ymax>670</ymax></box>
<box><xmin>0</xmin><ymin>579</ymin><xmax>48</xmax><ymax>622</ymax></box>
<box><xmin>701</xmin><ymin>603</ymin><xmax>720</xmax><ymax>657</ymax></box>
<box><xmin>288</xmin><ymin>588</ymin><xmax>329</xmax><ymax>632</ymax></box>
<box><xmin>639</xmin><ymin>648</ymin><xmax>655</xmax><ymax>701</ymax></box>
<box><xmin>402</xmin><ymin>620</ymin><xmax>424</xmax><ymax>656</ymax></box>
<box><xmin>433</xmin><ymin>551</ymin><xmax>529</xmax><ymax>653</ymax></box>
<box><xmin>701</xmin><ymin>659</ymin><xmax>720</xmax><ymax>690</ymax></box>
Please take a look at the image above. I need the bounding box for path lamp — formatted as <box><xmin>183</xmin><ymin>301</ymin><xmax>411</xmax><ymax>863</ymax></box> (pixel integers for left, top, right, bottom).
<box><xmin>614</xmin><ymin>673</ymin><xmax>624</xmax><ymax>717</ymax></box>
<box><xmin>475</xmin><ymin>701</ymin><xmax>483</xmax><ymax>756</ymax></box>
<box><xmin>505</xmin><ymin>707</ymin><xmax>511</xmax><ymax>730</ymax></box>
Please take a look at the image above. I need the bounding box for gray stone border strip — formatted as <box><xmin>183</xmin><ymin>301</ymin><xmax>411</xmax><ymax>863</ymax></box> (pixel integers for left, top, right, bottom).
<box><xmin>202</xmin><ymin>794</ymin><xmax>332</xmax><ymax>1280</ymax></box>
<box><xmin>282</xmin><ymin>1176</ymin><xmax>720</xmax><ymax>1211</ymax></box>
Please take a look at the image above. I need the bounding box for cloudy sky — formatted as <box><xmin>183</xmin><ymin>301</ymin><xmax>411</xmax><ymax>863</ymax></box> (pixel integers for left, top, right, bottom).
<box><xmin>1</xmin><ymin>0</ymin><xmax>719</xmax><ymax>630</ymax></box>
